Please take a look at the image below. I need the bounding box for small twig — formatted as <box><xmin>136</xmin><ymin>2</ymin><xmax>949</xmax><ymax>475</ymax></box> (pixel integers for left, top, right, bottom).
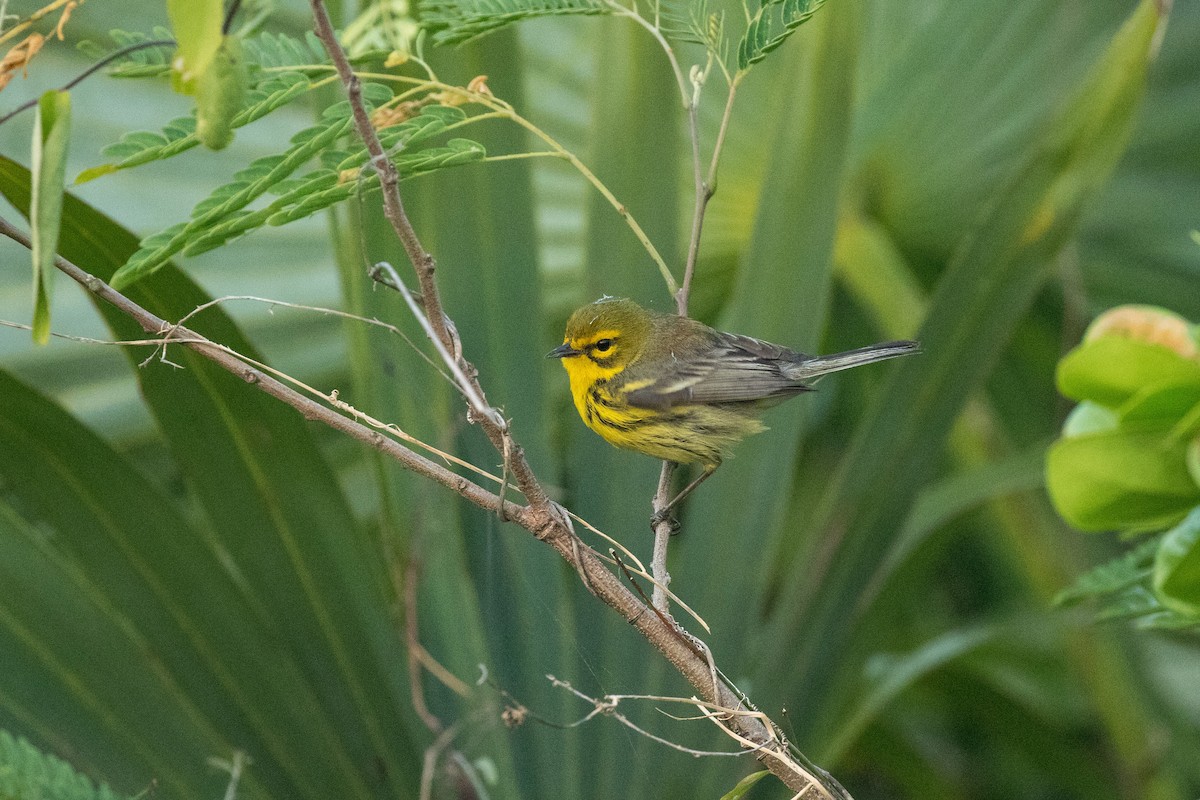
<box><xmin>547</xmin><ymin>676</ymin><xmax>758</xmax><ymax>758</ymax></box>
<box><xmin>418</xmin><ymin>721</ymin><xmax>461</xmax><ymax>800</ymax></box>
<box><xmin>372</xmin><ymin>261</ymin><xmax>505</xmax><ymax>431</ymax></box>
<box><xmin>614</xmin><ymin>551</ymin><xmax>675</xmax><ymax>632</ymax></box>
<box><xmin>174</xmin><ymin>294</ymin><xmax>455</xmax><ymax>382</ymax></box>
<box><xmin>221</xmin><ymin>0</ymin><xmax>242</xmax><ymax>34</ymax></box>
<box><xmin>0</xmin><ymin>38</ymin><xmax>175</xmax><ymax>127</ymax></box>
<box><xmin>405</xmin><ymin>560</ymin><xmax>446</xmax><ymax>734</ymax></box>
<box><xmin>609</xmin><ymin>549</ymin><xmax>708</xmax><ymax>634</ymax></box>
<box><xmin>650</xmin><ymin>461</ymin><xmax>677</xmax><ymax>611</ymax></box>
<box><xmin>206</xmin><ymin>751</ymin><xmax>250</xmax><ymax>800</ymax></box>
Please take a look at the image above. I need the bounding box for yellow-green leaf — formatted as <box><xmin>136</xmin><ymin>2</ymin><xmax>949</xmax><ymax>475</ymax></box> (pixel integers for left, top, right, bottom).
<box><xmin>718</xmin><ymin>770</ymin><xmax>770</xmax><ymax>800</ymax></box>
<box><xmin>195</xmin><ymin>36</ymin><xmax>247</xmax><ymax>150</ymax></box>
<box><xmin>30</xmin><ymin>89</ymin><xmax>71</xmax><ymax>345</ymax></box>
<box><xmin>1046</xmin><ymin>429</ymin><xmax>1200</xmax><ymax>532</ymax></box>
<box><xmin>1057</xmin><ymin>336</ymin><xmax>1200</xmax><ymax>408</ymax></box>
<box><xmin>167</xmin><ymin>0</ymin><xmax>224</xmax><ymax>94</ymax></box>
<box><xmin>1153</xmin><ymin>507</ymin><xmax>1200</xmax><ymax>616</ymax></box>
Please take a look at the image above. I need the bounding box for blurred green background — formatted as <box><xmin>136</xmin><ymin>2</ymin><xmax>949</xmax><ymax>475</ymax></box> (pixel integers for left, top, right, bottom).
<box><xmin>1</xmin><ymin>0</ymin><xmax>1198</xmax><ymax>798</ymax></box>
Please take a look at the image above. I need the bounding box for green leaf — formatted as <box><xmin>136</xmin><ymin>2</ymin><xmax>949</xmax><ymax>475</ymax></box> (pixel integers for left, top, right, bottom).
<box><xmin>1094</xmin><ymin>584</ymin><xmax>1199</xmax><ymax>629</ymax></box>
<box><xmin>718</xmin><ymin>770</ymin><xmax>770</xmax><ymax>800</ymax></box>
<box><xmin>0</xmin><ymin>729</ymin><xmax>133</xmax><ymax>800</ymax></box>
<box><xmin>1117</xmin><ymin>381</ymin><xmax>1200</xmax><ymax>431</ymax></box>
<box><xmin>73</xmin><ymin>163</ymin><xmax>118</xmax><ymax>184</ymax></box>
<box><xmin>243</xmin><ymin>30</ymin><xmax>328</xmax><ymax>69</ymax></box>
<box><xmin>108</xmin><ymin>99</ymin><xmax>485</xmax><ymax>287</ymax></box>
<box><xmin>77</xmin><ymin>34</ymin><xmax>331</xmax><ymax>182</ymax></box>
<box><xmin>109</xmin><ymin>114</ymin><xmax>352</xmax><ymax>288</ymax></box>
<box><xmin>737</xmin><ymin>0</ymin><xmax>827</xmax><ymax>71</ymax></box>
<box><xmin>166</xmin><ymin>0</ymin><xmax>224</xmax><ymax>94</ymax></box>
<box><xmin>661</xmin><ymin>0</ymin><xmax>729</xmax><ymax>66</ymax></box>
<box><xmin>0</xmin><ymin>156</ymin><xmax>420</xmax><ymax>798</ymax></box>
<box><xmin>1153</xmin><ymin>506</ymin><xmax>1200</xmax><ymax>616</ymax></box>
<box><xmin>1061</xmin><ymin>401</ymin><xmax>1119</xmax><ymax>438</ymax></box>
<box><xmin>420</xmin><ymin>0</ymin><xmax>610</xmax><ymax>46</ymax></box>
<box><xmin>30</xmin><ymin>90</ymin><xmax>71</xmax><ymax>345</ymax></box>
<box><xmin>823</xmin><ymin>626</ymin><xmax>996</xmax><ymax>763</ymax></box>
<box><xmin>1189</xmin><ymin>435</ymin><xmax>1200</xmax><ymax>488</ymax></box>
<box><xmin>1054</xmin><ymin>535</ymin><xmax>1161</xmax><ymax>607</ymax></box>
<box><xmin>0</xmin><ymin>373</ymin><xmax>269</xmax><ymax>797</ymax></box>
<box><xmin>194</xmin><ymin>36</ymin><xmax>247</xmax><ymax>150</ymax></box>
<box><xmin>1057</xmin><ymin>335</ymin><xmax>1200</xmax><ymax>408</ymax></box>
<box><xmin>1046</xmin><ymin>428</ymin><xmax>1200</xmax><ymax>532</ymax></box>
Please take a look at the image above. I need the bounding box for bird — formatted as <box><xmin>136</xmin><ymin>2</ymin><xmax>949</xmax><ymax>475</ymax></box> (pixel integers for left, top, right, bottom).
<box><xmin>548</xmin><ymin>296</ymin><xmax>919</xmax><ymax>516</ymax></box>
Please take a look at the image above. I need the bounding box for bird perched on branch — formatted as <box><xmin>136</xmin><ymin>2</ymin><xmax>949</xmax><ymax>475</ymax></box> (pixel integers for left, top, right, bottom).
<box><xmin>549</xmin><ymin>296</ymin><xmax>919</xmax><ymax>514</ymax></box>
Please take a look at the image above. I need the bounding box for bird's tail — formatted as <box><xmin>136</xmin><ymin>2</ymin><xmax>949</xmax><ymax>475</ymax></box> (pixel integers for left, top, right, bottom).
<box><xmin>784</xmin><ymin>340</ymin><xmax>920</xmax><ymax>382</ymax></box>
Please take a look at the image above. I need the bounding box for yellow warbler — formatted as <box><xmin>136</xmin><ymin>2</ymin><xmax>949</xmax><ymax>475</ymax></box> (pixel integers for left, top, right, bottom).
<box><xmin>549</xmin><ymin>297</ymin><xmax>919</xmax><ymax>511</ymax></box>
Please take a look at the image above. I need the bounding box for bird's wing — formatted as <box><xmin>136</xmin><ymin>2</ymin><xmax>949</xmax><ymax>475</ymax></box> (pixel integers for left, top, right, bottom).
<box><xmin>623</xmin><ymin>333</ymin><xmax>809</xmax><ymax>409</ymax></box>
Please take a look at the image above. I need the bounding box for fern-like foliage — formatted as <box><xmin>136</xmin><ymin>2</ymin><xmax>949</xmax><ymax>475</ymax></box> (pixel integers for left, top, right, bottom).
<box><xmin>76</xmin><ymin>32</ymin><xmax>369</xmax><ymax>183</ymax></box>
<box><xmin>661</xmin><ymin>0</ymin><xmax>729</xmax><ymax>65</ymax></box>
<box><xmin>0</xmin><ymin>730</ymin><xmax>133</xmax><ymax>800</ymax></box>
<box><xmin>76</xmin><ymin>28</ymin><xmax>174</xmax><ymax>78</ymax></box>
<box><xmin>1054</xmin><ymin>536</ymin><xmax>1200</xmax><ymax>629</ymax></box>
<box><xmin>110</xmin><ymin>100</ymin><xmax>485</xmax><ymax>288</ymax></box>
<box><xmin>420</xmin><ymin>0</ymin><xmax>611</xmax><ymax>46</ymax></box>
<box><xmin>737</xmin><ymin>0</ymin><xmax>826</xmax><ymax>70</ymax></box>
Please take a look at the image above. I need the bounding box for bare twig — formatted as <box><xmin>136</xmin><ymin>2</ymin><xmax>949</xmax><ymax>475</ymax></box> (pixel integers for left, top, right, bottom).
<box><xmin>405</xmin><ymin>560</ymin><xmax>448</xmax><ymax>735</ymax></box>
<box><xmin>418</xmin><ymin>721</ymin><xmax>461</xmax><ymax>800</ymax></box>
<box><xmin>372</xmin><ymin>261</ymin><xmax>505</xmax><ymax>430</ymax></box>
<box><xmin>206</xmin><ymin>750</ymin><xmax>250</xmax><ymax>800</ymax></box>
<box><xmin>677</xmin><ymin>77</ymin><xmax>741</xmax><ymax>316</ymax></box>
<box><xmin>0</xmin><ymin>38</ymin><xmax>175</xmax><ymax>127</ymax></box>
<box><xmin>547</xmin><ymin>676</ymin><xmax>764</xmax><ymax>758</ymax></box>
<box><xmin>650</xmin><ymin>462</ymin><xmax>678</xmax><ymax>611</ymax></box>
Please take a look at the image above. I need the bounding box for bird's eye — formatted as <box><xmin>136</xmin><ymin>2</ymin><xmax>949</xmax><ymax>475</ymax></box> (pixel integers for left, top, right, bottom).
<box><xmin>594</xmin><ymin>338</ymin><xmax>614</xmax><ymax>353</ymax></box>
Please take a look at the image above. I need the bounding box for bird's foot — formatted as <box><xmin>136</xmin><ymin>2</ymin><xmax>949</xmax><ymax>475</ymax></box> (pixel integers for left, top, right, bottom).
<box><xmin>650</xmin><ymin>509</ymin><xmax>681</xmax><ymax>535</ymax></box>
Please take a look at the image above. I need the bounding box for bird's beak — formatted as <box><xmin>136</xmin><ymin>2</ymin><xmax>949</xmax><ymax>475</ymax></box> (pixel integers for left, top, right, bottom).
<box><xmin>547</xmin><ymin>342</ymin><xmax>582</xmax><ymax>359</ymax></box>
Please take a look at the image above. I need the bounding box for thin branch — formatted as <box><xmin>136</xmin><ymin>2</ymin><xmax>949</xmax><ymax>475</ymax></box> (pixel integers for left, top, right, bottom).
<box><xmin>608</xmin><ymin>2</ymin><xmax>689</xmax><ymax>108</ymax></box>
<box><xmin>405</xmin><ymin>560</ymin><xmax>446</xmax><ymax>735</ymax></box>
<box><xmin>222</xmin><ymin>0</ymin><xmax>242</xmax><ymax>34</ymax></box>
<box><xmin>0</xmin><ymin>38</ymin><xmax>175</xmax><ymax>127</ymax></box>
<box><xmin>373</xmin><ymin>261</ymin><xmax>505</xmax><ymax>430</ymax></box>
<box><xmin>418</xmin><ymin>721</ymin><xmax>462</xmax><ymax>800</ymax></box>
<box><xmin>547</xmin><ymin>676</ymin><xmax>762</xmax><ymax>758</ymax></box>
<box><xmin>677</xmin><ymin>74</ymin><xmax>740</xmax><ymax>316</ymax></box>
<box><xmin>650</xmin><ymin>462</ymin><xmax>677</xmax><ymax>611</ymax></box>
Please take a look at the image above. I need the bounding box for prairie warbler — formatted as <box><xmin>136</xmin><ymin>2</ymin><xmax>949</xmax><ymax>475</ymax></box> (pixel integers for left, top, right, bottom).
<box><xmin>549</xmin><ymin>297</ymin><xmax>919</xmax><ymax>511</ymax></box>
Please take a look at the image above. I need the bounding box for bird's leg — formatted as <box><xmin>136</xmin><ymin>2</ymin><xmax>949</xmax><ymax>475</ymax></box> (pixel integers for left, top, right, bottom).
<box><xmin>651</xmin><ymin>463</ymin><xmax>718</xmax><ymax>530</ymax></box>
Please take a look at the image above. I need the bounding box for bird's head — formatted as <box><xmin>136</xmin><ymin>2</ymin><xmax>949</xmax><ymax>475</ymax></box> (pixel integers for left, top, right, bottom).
<box><xmin>547</xmin><ymin>297</ymin><xmax>653</xmax><ymax>381</ymax></box>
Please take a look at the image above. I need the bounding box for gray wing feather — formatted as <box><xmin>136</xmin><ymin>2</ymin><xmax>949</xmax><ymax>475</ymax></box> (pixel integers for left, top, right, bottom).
<box><xmin>623</xmin><ymin>334</ymin><xmax>806</xmax><ymax>409</ymax></box>
<box><xmin>622</xmin><ymin>333</ymin><xmax>919</xmax><ymax>410</ymax></box>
